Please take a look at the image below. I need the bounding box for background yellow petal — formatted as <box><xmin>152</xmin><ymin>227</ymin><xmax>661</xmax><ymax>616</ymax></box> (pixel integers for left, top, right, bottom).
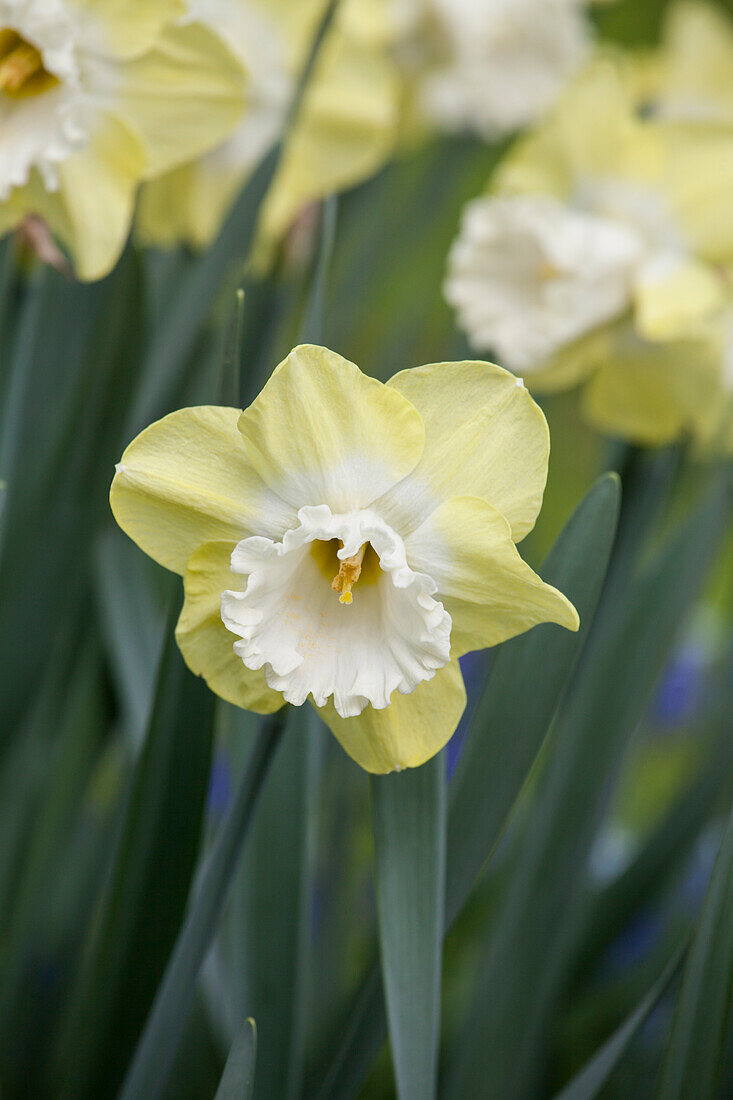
<box><xmin>260</xmin><ymin>18</ymin><xmax>399</xmax><ymax>244</ymax></box>
<box><xmin>379</xmin><ymin>361</ymin><xmax>549</xmax><ymax>542</ymax></box>
<box><xmin>55</xmin><ymin>114</ymin><xmax>145</xmax><ymax>281</ymax></box>
<box><xmin>582</xmin><ymin>334</ymin><xmax>723</xmax><ymax>446</ymax></box>
<box><xmin>525</xmin><ymin>326</ymin><xmax>612</xmax><ymax>394</ymax></box>
<box><xmin>1</xmin><ymin>113</ymin><xmax>147</xmax><ymax>282</ymax></box>
<box><xmin>111</xmin><ymin>406</ymin><xmax>296</xmax><ymax>575</ymax></box>
<box><xmin>177</xmin><ymin>540</ymin><xmax>282</xmax><ymax>713</ymax></box>
<box><xmin>237</xmin><ymin>344</ymin><xmax>425</xmax><ymax>513</ymax></box>
<box><xmin>662</xmin><ymin>0</ymin><xmax>733</xmax><ymax>121</ymax></box>
<box><xmin>665</xmin><ymin>131</ymin><xmax>733</xmax><ymax>262</ymax></box>
<box><xmin>634</xmin><ymin>257</ymin><xmax>724</xmax><ymax>341</ymax></box>
<box><xmin>494</xmin><ymin>56</ymin><xmax>663</xmax><ymax>201</ymax></box>
<box><xmin>113</xmin><ymin>21</ymin><xmax>247</xmax><ymax>179</ymax></box>
<box><xmin>405</xmin><ymin>496</ymin><xmax>578</xmax><ymax>657</ymax></box>
<box><xmin>317</xmin><ymin>659</ymin><xmax>466</xmax><ymax>773</ymax></box>
<box><xmin>67</xmin><ymin>0</ymin><xmax>184</xmax><ymax>59</ymax></box>
<box><xmin>136</xmin><ymin>159</ymin><xmax>242</xmax><ymax>249</ymax></box>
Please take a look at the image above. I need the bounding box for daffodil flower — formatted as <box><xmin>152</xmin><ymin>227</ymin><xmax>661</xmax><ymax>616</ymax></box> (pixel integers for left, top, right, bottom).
<box><xmin>110</xmin><ymin>346</ymin><xmax>578</xmax><ymax>773</ymax></box>
<box><xmin>0</xmin><ymin>0</ymin><xmax>247</xmax><ymax>279</ymax></box>
<box><xmin>137</xmin><ymin>0</ymin><xmax>399</xmax><ymax>251</ymax></box>
<box><xmin>445</xmin><ymin>57</ymin><xmax>731</xmax><ymax>447</ymax></box>
<box><xmin>392</xmin><ymin>0</ymin><xmax>592</xmax><ymax>142</ymax></box>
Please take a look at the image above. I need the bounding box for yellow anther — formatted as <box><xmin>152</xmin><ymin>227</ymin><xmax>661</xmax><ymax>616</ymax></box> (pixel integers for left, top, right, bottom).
<box><xmin>537</xmin><ymin>259</ymin><xmax>562</xmax><ymax>281</ymax></box>
<box><xmin>331</xmin><ymin>544</ymin><xmax>366</xmax><ymax>605</ymax></box>
<box><xmin>0</xmin><ymin>32</ymin><xmax>56</xmax><ymax>98</ymax></box>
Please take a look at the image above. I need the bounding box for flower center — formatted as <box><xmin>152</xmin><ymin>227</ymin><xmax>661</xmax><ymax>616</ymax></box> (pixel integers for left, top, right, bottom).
<box><xmin>331</xmin><ymin>544</ymin><xmax>365</xmax><ymax>604</ymax></box>
<box><xmin>220</xmin><ymin>506</ymin><xmax>452</xmax><ymax>718</ymax></box>
<box><xmin>0</xmin><ymin>29</ymin><xmax>58</xmax><ymax>98</ymax></box>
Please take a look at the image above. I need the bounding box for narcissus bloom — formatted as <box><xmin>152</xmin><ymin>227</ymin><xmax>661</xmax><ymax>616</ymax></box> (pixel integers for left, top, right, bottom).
<box><xmin>0</xmin><ymin>0</ymin><xmax>246</xmax><ymax>278</ymax></box>
<box><xmin>137</xmin><ymin>0</ymin><xmax>399</xmax><ymax>250</ymax></box>
<box><xmin>445</xmin><ymin>57</ymin><xmax>731</xmax><ymax>446</ymax></box>
<box><xmin>110</xmin><ymin>345</ymin><xmax>578</xmax><ymax>773</ymax></box>
<box><xmin>392</xmin><ymin>0</ymin><xmax>593</xmax><ymax>140</ymax></box>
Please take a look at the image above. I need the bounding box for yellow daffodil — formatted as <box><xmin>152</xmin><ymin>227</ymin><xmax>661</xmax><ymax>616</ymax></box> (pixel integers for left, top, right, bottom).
<box><xmin>137</xmin><ymin>0</ymin><xmax>399</xmax><ymax>251</ymax></box>
<box><xmin>110</xmin><ymin>345</ymin><xmax>578</xmax><ymax>773</ymax></box>
<box><xmin>0</xmin><ymin>0</ymin><xmax>247</xmax><ymax>279</ymax></box>
<box><xmin>445</xmin><ymin>56</ymin><xmax>731</xmax><ymax>447</ymax></box>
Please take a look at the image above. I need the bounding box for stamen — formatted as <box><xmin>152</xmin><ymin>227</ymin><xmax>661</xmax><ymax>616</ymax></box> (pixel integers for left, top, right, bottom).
<box><xmin>331</xmin><ymin>544</ymin><xmax>366</xmax><ymax>605</ymax></box>
<box><xmin>537</xmin><ymin>258</ymin><xmax>561</xmax><ymax>281</ymax></box>
<box><xmin>0</xmin><ymin>43</ymin><xmax>43</xmax><ymax>92</ymax></box>
<box><xmin>0</xmin><ymin>31</ymin><xmax>57</xmax><ymax>98</ymax></box>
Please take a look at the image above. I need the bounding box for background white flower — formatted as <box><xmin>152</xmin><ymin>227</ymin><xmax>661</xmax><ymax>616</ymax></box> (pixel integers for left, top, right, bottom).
<box><xmin>445</xmin><ymin>194</ymin><xmax>644</xmax><ymax>371</ymax></box>
<box><xmin>398</xmin><ymin>0</ymin><xmax>593</xmax><ymax>137</ymax></box>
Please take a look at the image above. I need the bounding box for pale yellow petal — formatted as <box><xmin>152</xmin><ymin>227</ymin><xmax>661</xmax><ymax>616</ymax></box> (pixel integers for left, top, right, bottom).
<box><xmin>55</xmin><ymin>113</ymin><xmax>145</xmax><ymax>281</ymax></box>
<box><xmin>634</xmin><ymin>257</ymin><xmax>724</xmax><ymax>341</ymax></box>
<box><xmin>67</xmin><ymin>0</ymin><xmax>184</xmax><ymax>59</ymax></box>
<box><xmin>113</xmin><ymin>21</ymin><xmax>247</xmax><ymax>179</ymax></box>
<box><xmin>317</xmin><ymin>659</ymin><xmax>466</xmax><ymax>773</ymax></box>
<box><xmin>378</xmin><ymin>361</ymin><xmax>549</xmax><ymax>542</ymax></box>
<box><xmin>260</xmin><ymin>19</ymin><xmax>399</xmax><ymax>242</ymax></box>
<box><xmin>237</xmin><ymin>345</ymin><xmax>425</xmax><ymax>513</ymax></box>
<box><xmin>525</xmin><ymin>326</ymin><xmax>611</xmax><ymax>394</ymax></box>
<box><xmin>136</xmin><ymin>159</ymin><xmax>242</xmax><ymax>250</ymax></box>
<box><xmin>582</xmin><ymin>334</ymin><xmax>722</xmax><ymax>445</ymax></box>
<box><xmin>665</xmin><ymin>131</ymin><xmax>733</xmax><ymax>263</ymax></box>
<box><xmin>662</xmin><ymin>0</ymin><xmax>733</xmax><ymax>119</ymax></box>
<box><xmin>0</xmin><ymin>108</ymin><xmax>147</xmax><ymax>282</ymax></box>
<box><xmin>111</xmin><ymin>406</ymin><xmax>296</xmax><ymax>575</ymax></box>
<box><xmin>177</xmin><ymin>539</ymin><xmax>282</xmax><ymax>713</ymax></box>
<box><xmin>495</xmin><ymin>56</ymin><xmax>663</xmax><ymax>201</ymax></box>
<box><xmin>405</xmin><ymin>496</ymin><xmax>578</xmax><ymax>657</ymax></box>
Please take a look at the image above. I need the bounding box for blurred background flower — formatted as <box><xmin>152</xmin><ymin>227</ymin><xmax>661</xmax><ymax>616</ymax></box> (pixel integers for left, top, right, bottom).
<box><xmin>0</xmin><ymin>0</ymin><xmax>248</xmax><ymax>278</ymax></box>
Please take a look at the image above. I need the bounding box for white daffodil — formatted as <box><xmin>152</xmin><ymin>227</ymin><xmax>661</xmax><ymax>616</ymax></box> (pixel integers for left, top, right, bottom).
<box><xmin>445</xmin><ymin>194</ymin><xmax>644</xmax><ymax>373</ymax></box>
<box><xmin>0</xmin><ymin>0</ymin><xmax>246</xmax><ymax>278</ymax></box>
<box><xmin>446</xmin><ymin>59</ymin><xmax>725</xmax><ymax>378</ymax></box>
<box><xmin>110</xmin><ymin>345</ymin><xmax>578</xmax><ymax>773</ymax></box>
<box><xmin>396</xmin><ymin>0</ymin><xmax>592</xmax><ymax>139</ymax></box>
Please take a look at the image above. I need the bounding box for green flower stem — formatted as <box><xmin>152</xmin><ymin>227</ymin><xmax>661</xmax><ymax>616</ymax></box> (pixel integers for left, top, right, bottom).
<box><xmin>119</xmin><ymin>707</ymin><xmax>289</xmax><ymax>1100</ymax></box>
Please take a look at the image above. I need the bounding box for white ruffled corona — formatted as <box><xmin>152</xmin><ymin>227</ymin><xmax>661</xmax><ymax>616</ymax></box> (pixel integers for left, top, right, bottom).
<box><xmin>445</xmin><ymin>194</ymin><xmax>645</xmax><ymax>372</ymax></box>
<box><xmin>0</xmin><ymin>0</ymin><xmax>92</xmax><ymax>200</ymax></box>
<box><xmin>221</xmin><ymin>505</ymin><xmax>452</xmax><ymax>717</ymax></box>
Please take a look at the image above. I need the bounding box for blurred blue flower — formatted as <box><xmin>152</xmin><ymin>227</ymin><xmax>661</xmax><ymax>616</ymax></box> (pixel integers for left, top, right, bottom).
<box><xmin>207</xmin><ymin>751</ymin><xmax>233</xmax><ymax>819</ymax></box>
<box><xmin>447</xmin><ymin>650</ymin><xmax>493</xmax><ymax>779</ymax></box>
<box><xmin>652</xmin><ymin>644</ymin><xmax>705</xmax><ymax>728</ymax></box>
<box><xmin>606</xmin><ymin>910</ymin><xmax>661</xmax><ymax>971</ymax></box>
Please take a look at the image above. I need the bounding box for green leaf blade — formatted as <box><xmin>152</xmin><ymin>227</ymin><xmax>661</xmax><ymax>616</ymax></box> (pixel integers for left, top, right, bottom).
<box><xmin>371</xmin><ymin>753</ymin><xmax>446</xmax><ymax>1100</ymax></box>
<box><xmin>554</xmin><ymin>948</ymin><xmax>684</xmax><ymax>1100</ymax></box>
<box><xmin>118</xmin><ymin>708</ymin><xmax>287</xmax><ymax>1100</ymax></box>
<box><xmin>216</xmin><ymin>1018</ymin><xmax>258</xmax><ymax>1100</ymax></box>
<box><xmin>54</xmin><ymin>602</ymin><xmax>216</xmax><ymax>1099</ymax></box>
<box><xmin>446</xmin><ymin>472</ymin><xmax>622</xmax><ymax>923</ymax></box>
<box><xmin>658</xmin><ymin>798</ymin><xmax>733</xmax><ymax>1100</ymax></box>
<box><xmin>310</xmin><ymin>474</ymin><xmax>622</xmax><ymax>1100</ymax></box>
<box><xmin>444</xmin><ymin>476</ymin><xmax>730</xmax><ymax>1100</ymax></box>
